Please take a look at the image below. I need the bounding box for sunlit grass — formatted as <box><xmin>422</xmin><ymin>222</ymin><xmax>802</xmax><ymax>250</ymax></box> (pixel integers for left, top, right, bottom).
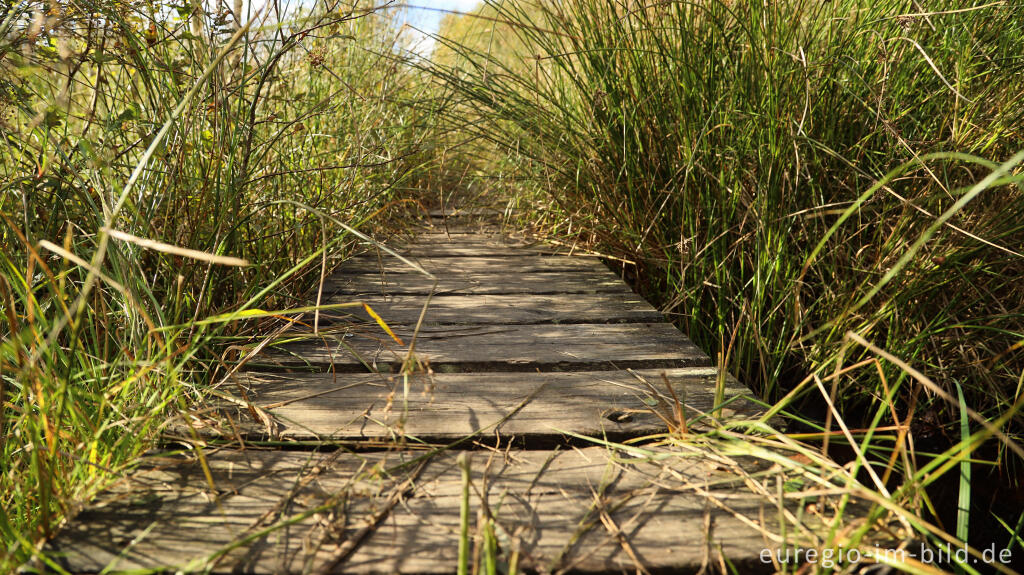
<box><xmin>4</xmin><ymin>0</ymin><xmax>1023</xmax><ymax>569</ymax></box>
<box><xmin>428</xmin><ymin>0</ymin><xmax>1024</xmax><ymax>568</ymax></box>
<box><xmin>0</xmin><ymin>0</ymin><xmax>439</xmax><ymax>566</ymax></box>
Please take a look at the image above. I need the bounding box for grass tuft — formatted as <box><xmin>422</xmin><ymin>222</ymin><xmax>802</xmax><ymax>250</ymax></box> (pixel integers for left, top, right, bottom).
<box><xmin>429</xmin><ymin>0</ymin><xmax>1024</xmax><ymax>564</ymax></box>
<box><xmin>0</xmin><ymin>0</ymin><xmax>438</xmax><ymax>565</ymax></box>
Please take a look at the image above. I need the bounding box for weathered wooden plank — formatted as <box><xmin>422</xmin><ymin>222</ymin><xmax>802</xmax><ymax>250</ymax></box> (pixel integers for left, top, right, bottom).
<box><xmin>209</xmin><ymin>367</ymin><xmax>758</xmax><ymax>441</ymax></box>
<box><xmin>389</xmin><ymin>242</ymin><xmax>556</xmax><ymax>257</ymax></box>
<box><xmin>341</xmin><ymin>255</ymin><xmax>606</xmax><ymax>274</ymax></box>
<box><xmin>395</xmin><ymin>233</ymin><xmax>529</xmax><ymax>245</ymax></box>
<box><xmin>324</xmin><ymin>271</ymin><xmax>632</xmax><ymax>296</ymax></box>
<box><xmin>325</xmin><ymin>293</ymin><xmax>661</xmax><ymax>325</ymax></box>
<box><xmin>427</xmin><ymin>207</ymin><xmax>513</xmax><ymax>218</ymax></box>
<box><xmin>49</xmin><ymin>447</ymin><xmax>803</xmax><ymax>574</ymax></box>
<box><xmin>409</xmin><ymin>219</ymin><xmax>509</xmax><ymax>234</ymax></box>
<box><xmin>387</xmin><ymin>237</ymin><xmax>592</xmax><ymax>257</ymax></box>
<box><xmin>256</xmin><ymin>323</ymin><xmax>712</xmax><ymax>371</ymax></box>
<box><xmin>354</xmin><ymin>234</ymin><xmax>610</xmax><ymax>264</ymax></box>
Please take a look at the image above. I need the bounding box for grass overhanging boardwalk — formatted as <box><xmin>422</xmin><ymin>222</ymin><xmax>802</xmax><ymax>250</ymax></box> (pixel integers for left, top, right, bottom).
<box><xmin>47</xmin><ymin>207</ymin><xmax>836</xmax><ymax>573</ymax></box>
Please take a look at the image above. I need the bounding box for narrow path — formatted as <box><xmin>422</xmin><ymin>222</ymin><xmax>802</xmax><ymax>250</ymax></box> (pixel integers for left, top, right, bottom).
<box><xmin>48</xmin><ymin>207</ymin><xmax>815</xmax><ymax>573</ymax></box>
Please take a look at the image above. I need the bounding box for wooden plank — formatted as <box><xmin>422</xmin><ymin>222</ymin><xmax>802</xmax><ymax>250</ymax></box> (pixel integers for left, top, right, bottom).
<box><xmin>49</xmin><ymin>447</ymin><xmax>804</xmax><ymax>574</ymax></box>
<box><xmin>210</xmin><ymin>368</ymin><xmax>759</xmax><ymax>441</ymax></box>
<box><xmin>359</xmin><ymin>236</ymin><xmax>554</xmax><ymax>257</ymax></box>
<box><xmin>393</xmin><ymin>245</ymin><xmax>550</xmax><ymax>257</ymax></box>
<box><xmin>409</xmin><ymin>220</ymin><xmax>508</xmax><ymax>234</ymax></box>
<box><xmin>324</xmin><ymin>271</ymin><xmax>632</xmax><ymax>296</ymax></box>
<box><xmin>427</xmin><ymin>207</ymin><xmax>513</xmax><ymax>218</ymax></box>
<box><xmin>341</xmin><ymin>255</ymin><xmax>606</xmax><ymax>274</ymax></box>
<box><xmin>425</xmin><ymin>212</ymin><xmax>511</xmax><ymax>228</ymax></box>
<box><xmin>395</xmin><ymin>233</ymin><xmax>530</xmax><ymax>245</ymax></box>
<box><xmin>360</xmin><ymin>234</ymin><xmax>606</xmax><ymax>260</ymax></box>
<box><xmin>325</xmin><ymin>293</ymin><xmax>662</xmax><ymax>325</ymax></box>
<box><xmin>256</xmin><ymin>323</ymin><xmax>712</xmax><ymax>371</ymax></box>
<box><xmin>386</xmin><ymin>237</ymin><xmax>590</xmax><ymax>257</ymax></box>
<box><xmin>389</xmin><ymin>242</ymin><xmax>557</xmax><ymax>257</ymax></box>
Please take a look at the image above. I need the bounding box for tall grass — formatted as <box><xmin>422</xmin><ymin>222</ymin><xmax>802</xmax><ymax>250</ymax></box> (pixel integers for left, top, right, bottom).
<box><xmin>0</xmin><ymin>0</ymin><xmax>434</xmax><ymax>565</ymax></box>
<box><xmin>429</xmin><ymin>0</ymin><xmax>1024</xmax><ymax>562</ymax></box>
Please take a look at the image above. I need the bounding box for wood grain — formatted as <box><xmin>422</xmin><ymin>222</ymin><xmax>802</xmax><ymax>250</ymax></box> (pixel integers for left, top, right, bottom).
<box><xmin>341</xmin><ymin>255</ymin><xmax>607</xmax><ymax>274</ymax></box>
<box><xmin>324</xmin><ymin>271</ymin><xmax>632</xmax><ymax>296</ymax></box>
<box><xmin>427</xmin><ymin>207</ymin><xmax>512</xmax><ymax>217</ymax></box>
<box><xmin>256</xmin><ymin>323</ymin><xmax>712</xmax><ymax>371</ymax></box>
<box><xmin>49</xmin><ymin>447</ymin><xmax>802</xmax><ymax>574</ymax></box>
<box><xmin>322</xmin><ymin>292</ymin><xmax>662</xmax><ymax>325</ymax></box>
<box><xmin>209</xmin><ymin>367</ymin><xmax>758</xmax><ymax>441</ymax></box>
<box><xmin>390</xmin><ymin>243</ymin><xmax>557</xmax><ymax>257</ymax></box>
<box><xmin>392</xmin><ymin>233</ymin><xmax>533</xmax><ymax>245</ymax></box>
<box><xmin>354</xmin><ymin>234</ymin><xmax>550</xmax><ymax>258</ymax></box>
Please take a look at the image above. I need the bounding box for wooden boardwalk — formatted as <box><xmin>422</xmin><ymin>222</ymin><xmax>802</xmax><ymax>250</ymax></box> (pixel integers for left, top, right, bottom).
<box><xmin>47</xmin><ymin>208</ymin><xmax>827</xmax><ymax>573</ymax></box>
